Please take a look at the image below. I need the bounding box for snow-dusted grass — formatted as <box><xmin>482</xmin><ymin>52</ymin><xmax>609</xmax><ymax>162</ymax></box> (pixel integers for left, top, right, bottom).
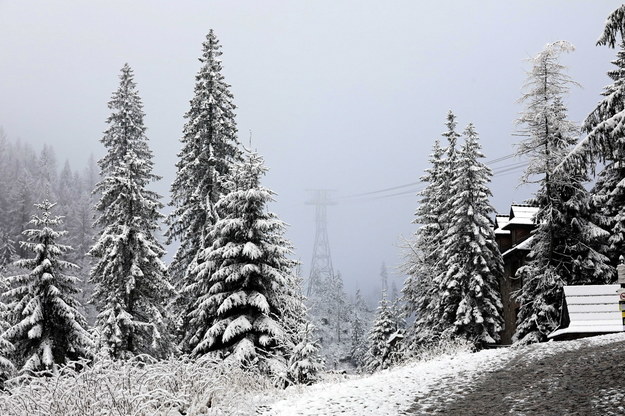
<box><xmin>0</xmin><ymin>355</ymin><xmax>276</xmax><ymax>416</ymax></box>
<box><xmin>0</xmin><ymin>339</ymin><xmax>477</xmax><ymax>416</ymax></box>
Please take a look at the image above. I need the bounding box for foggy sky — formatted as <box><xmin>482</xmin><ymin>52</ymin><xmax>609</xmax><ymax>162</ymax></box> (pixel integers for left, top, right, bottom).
<box><xmin>0</xmin><ymin>1</ymin><xmax>619</xmax><ymax>302</ymax></box>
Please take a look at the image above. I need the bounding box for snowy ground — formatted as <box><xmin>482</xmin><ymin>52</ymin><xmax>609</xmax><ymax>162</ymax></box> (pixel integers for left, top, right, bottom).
<box><xmin>259</xmin><ymin>333</ymin><xmax>625</xmax><ymax>416</ymax></box>
<box><xmin>259</xmin><ymin>347</ymin><xmax>509</xmax><ymax>415</ymax></box>
<box><xmin>3</xmin><ymin>333</ymin><xmax>625</xmax><ymax>415</ymax></box>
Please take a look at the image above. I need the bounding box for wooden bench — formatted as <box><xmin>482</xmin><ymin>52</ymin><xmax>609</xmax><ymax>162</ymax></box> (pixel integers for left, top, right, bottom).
<box><xmin>548</xmin><ymin>284</ymin><xmax>625</xmax><ymax>340</ymax></box>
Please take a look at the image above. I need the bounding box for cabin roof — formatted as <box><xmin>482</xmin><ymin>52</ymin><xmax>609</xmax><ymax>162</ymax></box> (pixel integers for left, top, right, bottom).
<box><xmin>494</xmin><ymin>214</ymin><xmax>510</xmax><ymax>235</ymax></box>
<box><xmin>502</xmin><ymin>205</ymin><xmax>539</xmax><ymax>229</ymax></box>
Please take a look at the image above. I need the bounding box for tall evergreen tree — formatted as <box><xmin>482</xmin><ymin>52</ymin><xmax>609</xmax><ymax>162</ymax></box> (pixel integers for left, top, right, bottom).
<box><xmin>281</xmin><ymin>273</ymin><xmax>322</xmax><ymax>385</ymax></box>
<box><xmin>350</xmin><ymin>310</ymin><xmax>365</xmax><ymax>365</ymax></box>
<box><xmin>3</xmin><ymin>200</ymin><xmax>91</xmax><ymax>374</ymax></box>
<box><xmin>0</xmin><ymin>287</ymin><xmax>14</xmax><ymax>386</ymax></box>
<box><xmin>0</xmin><ymin>131</ymin><xmax>11</xmax><ymax>238</ymax></box>
<box><xmin>90</xmin><ymin>64</ymin><xmax>173</xmax><ymax>359</ymax></box>
<box><xmin>167</xmin><ymin>31</ymin><xmax>241</xmax><ymax>344</ymax></box>
<box><xmin>56</xmin><ymin>160</ymin><xmax>74</xmax><ymax>222</ymax></box>
<box><xmin>183</xmin><ymin>151</ymin><xmax>296</xmax><ymax>375</ymax></box>
<box><xmin>363</xmin><ymin>290</ymin><xmax>402</xmax><ymax>372</ymax></box>
<box><xmin>514</xmin><ymin>41</ymin><xmax>612</xmax><ymax>344</ymax></box>
<box><xmin>83</xmin><ymin>154</ymin><xmax>99</xmax><ymax>194</ymax></box>
<box><xmin>0</xmin><ymin>267</ymin><xmax>14</xmax><ymax>386</ymax></box>
<box><xmin>562</xmin><ymin>32</ymin><xmax>625</xmax><ymax>269</ymax></box>
<box><xmin>436</xmin><ymin>124</ymin><xmax>504</xmax><ymax>345</ymax></box>
<box><xmin>402</xmin><ymin>112</ymin><xmax>460</xmax><ymax>345</ymax></box>
<box><xmin>33</xmin><ymin>145</ymin><xmax>58</xmax><ymax>202</ymax></box>
<box><xmin>597</xmin><ymin>4</ymin><xmax>625</xmax><ymax>48</ymax></box>
<box><xmin>560</xmin><ymin>6</ymin><xmax>625</xmax><ymax>270</ymax></box>
<box><xmin>350</xmin><ymin>288</ymin><xmax>369</xmax><ymax>366</ymax></box>
<box><xmin>402</xmin><ymin>139</ymin><xmax>444</xmax><ymax>343</ymax></box>
<box><xmin>0</xmin><ymin>232</ymin><xmax>15</xmax><ymax>269</ymax></box>
<box><xmin>329</xmin><ymin>272</ymin><xmax>350</xmax><ymax>344</ymax></box>
<box><xmin>10</xmin><ymin>171</ymin><xmax>35</xmax><ymax>259</ymax></box>
<box><xmin>286</xmin><ymin>320</ymin><xmax>322</xmax><ymax>384</ymax></box>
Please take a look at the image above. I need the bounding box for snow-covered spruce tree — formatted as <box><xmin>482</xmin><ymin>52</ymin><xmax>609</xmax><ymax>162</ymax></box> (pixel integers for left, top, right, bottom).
<box><xmin>514</xmin><ymin>41</ymin><xmax>612</xmax><ymax>344</ymax></box>
<box><xmin>67</xmin><ymin>161</ymin><xmax>100</xmax><ymax>326</ymax></box>
<box><xmin>363</xmin><ymin>290</ymin><xmax>402</xmax><ymax>372</ymax></box>
<box><xmin>560</xmin><ymin>30</ymin><xmax>625</xmax><ymax>269</ymax></box>
<box><xmin>401</xmin><ymin>139</ymin><xmax>444</xmax><ymax>344</ymax></box>
<box><xmin>350</xmin><ymin>310</ymin><xmax>365</xmax><ymax>366</ymax></box>
<box><xmin>183</xmin><ymin>151</ymin><xmax>297</xmax><ymax>376</ymax></box>
<box><xmin>435</xmin><ymin>124</ymin><xmax>503</xmax><ymax>346</ymax></box>
<box><xmin>286</xmin><ymin>320</ymin><xmax>322</xmax><ymax>385</ymax></box>
<box><xmin>10</xmin><ymin>171</ymin><xmax>35</xmax><ymax>259</ymax></box>
<box><xmin>402</xmin><ymin>112</ymin><xmax>460</xmax><ymax>345</ymax></box>
<box><xmin>390</xmin><ymin>280</ymin><xmax>399</xmax><ymax>301</ymax></box>
<box><xmin>0</xmin><ymin>231</ymin><xmax>15</xmax><ymax>269</ymax></box>
<box><xmin>349</xmin><ymin>288</ymin><xmax>369</xmax><ymax>366</ymax></box>
<box><xmin>597</xmin><ymin>4</ymin><xmax>625</xmax><ymax>49</ymax></box>
<box><xmin>281</xmin><ymin>273</ymin><xmax>322</xmax><ymax>385</ymax></box>
<box><xmin>0</xmin><ymin>132</ymin><xmax>11</xmax><ymax>240</ymax></box>
<box><xmin>166</xmin><ymin>31</ymin><xmax>241</xmax><ymax>350</ymax></box>
<box><xmin>3</xmin><ymin>200</ymin><xmax>91</xmax><ymax>375</ymax></box>
<box><xmin>0</xmin><ymin>269</ymin><xmax>14</xmax><ymax>386</ymax></box>
<box><xmin>33</xmin><ymin>145</ymin><xmax>58</xmax><ymax>203</ymax></box>
<box><xmin>329</xmin><ymin>271</ymin><xmax>350</xmax><ymax>344</ymax></box>
<box><xmin>307</xmin><ymin>269</ymin><xmax>352</xmax><ymax>359</ymax></box>
<box><xmin>90</xmin><ymin>64</ymin><xmax>173</xmax><ymax>359</ymax></box>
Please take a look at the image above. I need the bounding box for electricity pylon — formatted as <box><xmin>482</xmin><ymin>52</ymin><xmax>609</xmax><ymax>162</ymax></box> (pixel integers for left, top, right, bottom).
<box><xmin>306</xmin><ymin>189</ymin><xmax>337</xmax><ymax>297</ymax></box>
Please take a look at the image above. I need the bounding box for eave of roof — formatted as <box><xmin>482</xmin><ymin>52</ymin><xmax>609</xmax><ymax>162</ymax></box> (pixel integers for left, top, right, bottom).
<box><xmin>502</xmin><ymin>236</ymin><xmax>533</xmax><ymax>257</ymax></box>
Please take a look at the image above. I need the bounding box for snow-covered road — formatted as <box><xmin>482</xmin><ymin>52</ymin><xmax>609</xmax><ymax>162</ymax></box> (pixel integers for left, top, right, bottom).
<box><xmin>259</xmin><ymin>333</ymin><xmax>625</xmax><ymax>416</ymax></box>
<box><xmin>260</xmin><ymin>347</ymin><xmax>511</xmax><ymax>415</ymax></box>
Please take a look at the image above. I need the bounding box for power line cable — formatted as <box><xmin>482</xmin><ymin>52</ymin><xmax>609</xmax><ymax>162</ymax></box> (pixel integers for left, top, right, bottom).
<box><xmin>339</xmin><ymin>153</ymin><xmax>524</xmax><ymax>201</ymax></box>
<box><xmin>341</xmin><ymin>160</ymin><xmax>529</xmax><ymax>203</ymax></box>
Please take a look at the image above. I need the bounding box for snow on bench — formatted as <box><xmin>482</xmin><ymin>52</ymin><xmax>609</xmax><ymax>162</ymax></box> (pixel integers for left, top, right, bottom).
<box><xmin>548</xmin><ymin>284</ymin><xmax>625</xmax><ymax>340</ymax></box>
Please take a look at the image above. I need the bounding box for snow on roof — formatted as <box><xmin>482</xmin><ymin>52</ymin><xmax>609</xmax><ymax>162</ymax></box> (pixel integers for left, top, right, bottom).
<box><xmin>549</xmin><ymin>284</ymin><xmax>624</xmax><ymax>339</ymax></box>
<box><xmin>502</xmin><ymin>205</ymin><xmax>539</xmax><ymax>228</ymax></box>
<box><xmin>494</xmin><ymin>214</ymin><xmax>510</xmax><ymax>235</ymax></box>
<box><xmin>502</xmin><ymin>235</ymin><xmax>534</xmax><ymax>257</ymax></box>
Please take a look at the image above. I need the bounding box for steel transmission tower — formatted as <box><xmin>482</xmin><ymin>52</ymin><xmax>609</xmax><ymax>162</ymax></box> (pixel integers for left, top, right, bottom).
<box><xmin>306</xmin><ymin>189</ymin><xmax>337</xmax><ymax>297</ymax></box>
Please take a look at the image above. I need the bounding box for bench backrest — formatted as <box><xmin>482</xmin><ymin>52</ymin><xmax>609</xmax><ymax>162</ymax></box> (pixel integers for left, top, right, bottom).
<box><xmin>563</xmin><ymin>284</ymin><xmax>622</xmax><ymax>326</ymax></box>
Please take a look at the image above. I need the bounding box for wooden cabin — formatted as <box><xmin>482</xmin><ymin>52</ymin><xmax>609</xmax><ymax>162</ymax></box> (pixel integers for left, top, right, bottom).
<box><xmin>494</xmin><ymin>204</ymin><xmax>539</xmax><ymax>345</ymax></box>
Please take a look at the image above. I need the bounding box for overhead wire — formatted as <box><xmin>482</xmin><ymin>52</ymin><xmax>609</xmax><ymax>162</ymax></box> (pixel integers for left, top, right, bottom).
<box><xmin>338</xmin><ymin>152</ymin><xmax>528</xmax><ymax>203</ymax></box>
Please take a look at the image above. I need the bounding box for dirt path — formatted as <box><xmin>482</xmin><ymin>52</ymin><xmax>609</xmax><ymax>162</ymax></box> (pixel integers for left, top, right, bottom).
<box><xmin>405</xmin><ymin>340</ymin><xmax>625</xmax><ymax>415</ymax></box>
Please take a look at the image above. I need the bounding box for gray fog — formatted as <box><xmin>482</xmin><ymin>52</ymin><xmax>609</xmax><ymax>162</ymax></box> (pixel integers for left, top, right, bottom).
<box><xmin>0</xmin><ymin>1</ymin><xmax>618</xmax><ymax>302</ymax></box>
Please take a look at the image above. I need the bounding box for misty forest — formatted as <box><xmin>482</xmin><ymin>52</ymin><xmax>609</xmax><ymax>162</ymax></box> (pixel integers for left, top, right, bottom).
<box><xmin>3</xmin><ymin>3</ymin><xmax>625</xmax><ymax>415</ymax></box>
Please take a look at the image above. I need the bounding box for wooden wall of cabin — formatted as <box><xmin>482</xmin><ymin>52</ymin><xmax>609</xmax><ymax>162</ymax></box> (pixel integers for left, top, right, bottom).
<box><xmin>499</xmin><ymin>254</ymin><xmax>524</xmax><ymax>345</ymax></box>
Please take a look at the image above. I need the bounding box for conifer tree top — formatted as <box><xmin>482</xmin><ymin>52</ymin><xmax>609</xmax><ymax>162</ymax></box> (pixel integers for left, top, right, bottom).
<box><xmin>598</xmin><ymin>5</ymin><xmax>625</xmax><ymax>48</ymax></box>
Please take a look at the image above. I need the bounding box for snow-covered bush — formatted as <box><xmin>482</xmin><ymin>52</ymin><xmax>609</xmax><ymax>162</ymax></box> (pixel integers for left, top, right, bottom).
<box><xmin>404</xmin><ymin>336</ymin><xmax>475</xmax><ymax>364</ymax></box>
<box><xmin>0</xmin><ymin>354</ymin><xmax>276</xmax><ymax>415</ymax></box>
